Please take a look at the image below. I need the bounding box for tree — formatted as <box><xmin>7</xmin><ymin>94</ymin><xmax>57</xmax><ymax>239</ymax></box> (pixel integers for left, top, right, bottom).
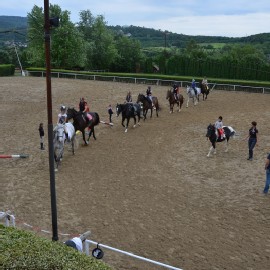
<box><xmin>0</xmin><ymin>49</ymin><xmax>11</xmax><ymax>64</ymax></box>
<box><xmin>26</xmin><ymin>4</ymin><xmax>86</xmax><ymax>68</ymax></box>
<box><xmin>113</xmin><ymin>35</ymin><xmax>142</xmax><ymax>72</ymax></box>
<box><xmin>88</xmin><ymin>15</ymin><xmax>117</xmax><ymax>69</ymax></box>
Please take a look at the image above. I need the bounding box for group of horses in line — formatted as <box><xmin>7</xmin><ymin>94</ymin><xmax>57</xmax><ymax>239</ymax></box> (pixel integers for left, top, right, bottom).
<box><xmin>53</xmin><ymin>84</ymin><xmax>235</xmax><ymax>170</ymax></box>
<box><xmin>167</xmin><ymin>82</ymin><xmax>210</xmax><ymax>113</ymax></box>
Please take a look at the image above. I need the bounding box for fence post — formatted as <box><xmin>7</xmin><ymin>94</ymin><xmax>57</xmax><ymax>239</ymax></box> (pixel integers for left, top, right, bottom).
<box><xmin>263</xmin><ymin>88</ymin><xmax>265</xmax><ymax>94</ymax></box>
<box><xmin>84</xmin><ymin>241</ymin><xmax>90</xmax><ymax>255</ymax></box>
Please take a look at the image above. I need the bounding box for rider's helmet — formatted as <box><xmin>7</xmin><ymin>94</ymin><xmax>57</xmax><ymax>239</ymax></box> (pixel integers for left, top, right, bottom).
<box><xmin>60</xmin><ymin>105</ymin><xmax>66</xmax><ymax>112</ymax></box>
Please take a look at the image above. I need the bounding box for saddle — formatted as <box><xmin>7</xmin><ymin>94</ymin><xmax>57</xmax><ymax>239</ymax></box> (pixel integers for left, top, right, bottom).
<box><xmin>82</xmin><ymin>112</ymin><xmax>93</xmax><ymax>125</ymax></box>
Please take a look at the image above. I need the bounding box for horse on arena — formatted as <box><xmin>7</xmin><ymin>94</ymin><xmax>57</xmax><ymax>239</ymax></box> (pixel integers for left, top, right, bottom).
<box><xmin>116</xmin><ymin>103</ymin><xmax>141</xmax><ymax>133</ymax></box>
<box><xmin>66</xmin><ymin>107</ymin><xmax>100</xmax><ymax>145</ymax></box>
<box><xmin>206</xmin><ymin>124</ymin><xmax>236</xmax><ymax>157</ymax></box>
<box><xmin>53</xmin><ymin>123</ymin><xmax>75</xmax><ymax>171</ymax></box>
<box><xmin>136</xmin><ymin>93</ymin><xmax>159</xmax><ymax>120</ymax></box>
<box><xmin>199</xmin><ymin>82</ymin><xmax>210</xmax><ymax>101</ymax></box>
<box><xmin>166</xmin><ymin>89</ymin><xmax>184</xmax><ymax>113</ymax></box>
<box><xmin>186</xmin><ymin>86</ymin><xmax>200</xmax><ymax>107</ymax></box>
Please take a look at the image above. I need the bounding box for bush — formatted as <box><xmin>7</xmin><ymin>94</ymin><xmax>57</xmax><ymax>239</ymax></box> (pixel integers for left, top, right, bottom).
<box><xmin>0</xmin><ymin>64</ymin><xmax>15</xmax><ymax>76</ymax></box>
<box><xmin>0</xmin><ymin>225</ymin><xmax>112</xmax><ymax>270</ymax></box>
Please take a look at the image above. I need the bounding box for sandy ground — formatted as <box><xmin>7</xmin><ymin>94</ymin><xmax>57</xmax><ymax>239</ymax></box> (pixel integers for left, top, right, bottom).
<box><xmin>1</xmin><ymin>76</ymin><xmax>270</xmax><ymax>270</ymax></box>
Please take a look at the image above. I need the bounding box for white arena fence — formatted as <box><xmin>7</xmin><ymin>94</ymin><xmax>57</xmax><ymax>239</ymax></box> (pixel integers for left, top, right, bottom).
<box><xmin>84</xmin><ymin>239</ymin><xmax>183</xmax><ymax>270</ymax></box>
<box><xmin>26</xmin><ymin>70</ymin><xmax>270</xmax><ymax>94</ymax></box>
<box><xmin>1</xmin><ymin>211</ymin><xmax>183</xmax><ymax>269</ymax></box>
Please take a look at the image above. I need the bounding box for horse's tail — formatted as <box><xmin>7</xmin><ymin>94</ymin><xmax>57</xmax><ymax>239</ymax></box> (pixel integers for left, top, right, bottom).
<box><xmin>95</xmin><ymin>112</ymin><xmax>100</xmax><ymax>125</ymax></box>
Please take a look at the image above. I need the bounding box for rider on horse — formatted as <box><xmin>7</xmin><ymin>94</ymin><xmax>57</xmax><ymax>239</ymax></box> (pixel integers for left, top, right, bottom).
<box><xmin>126</xmin><ymin>91</ymin><xmax>132</xmax><ymax>103</ymax></box>
<box><xmin>191</xmin><ymin>79</ymin><xmax>197</xmax><ymax>95</ymax></box>
<box><xmin>146</xmin><ymin>86</ymin><xmax>154</xmax><ymax>108</ymax></box>
<box><xmin>56</xmin><ymin>105</ymin><xmax>71</xmax><ymax>141</ymax></box>
<box><xmin>79</xmin><ymin>97</ymin><xmax>87</xmax><ymax>112</ymax></box>
<box><xmin>214</xmin><ymin>116</ymin><xmax>225</xmax><ymax>139</ymax></box>
<box><xmin>202</xmin><ymin>77</ymin><xmax>209</xmax><ymax>90</ymax></box>
<box><xmin>172</xmin><ymin>83</ymin><xmax>179</xmax><ymax>101</ymax></box>
<box><xmin>58</xmin><ymin>105</ymin><xmax>67</xmax><ymax>124</ymax></box>
<box><xmin>79</xmin><ymin>97</ymin><xmax>92</xmax><ymax>124</ymax></box>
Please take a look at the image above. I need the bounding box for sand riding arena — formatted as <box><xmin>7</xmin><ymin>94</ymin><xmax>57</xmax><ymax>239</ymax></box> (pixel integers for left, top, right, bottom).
<box><xmin>1</xmin><ymin>76</ymin><xmax>270</xmax><ymax>270</ymax></box>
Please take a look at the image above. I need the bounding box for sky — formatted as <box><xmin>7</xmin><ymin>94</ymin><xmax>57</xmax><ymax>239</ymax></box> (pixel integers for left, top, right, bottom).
<box><xmin>1</xmin><ymin>0</ymin><xmax>270</xmax><ymax>37</ymax></box>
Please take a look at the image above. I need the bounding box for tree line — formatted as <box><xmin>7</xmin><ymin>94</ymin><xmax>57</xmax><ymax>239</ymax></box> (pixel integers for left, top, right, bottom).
<box><xmin>0</xmin><ymin>5</ymin><xmax>270</xmax><ymax>81</ymax></box>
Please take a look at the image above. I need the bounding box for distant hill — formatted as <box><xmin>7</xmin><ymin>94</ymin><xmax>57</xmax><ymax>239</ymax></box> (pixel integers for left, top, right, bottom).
<box><xmin>1</xmin><ymin>15</ymin><xmax>270</xmax><ymax>52</ymax></box>
<box><xmin>0</xmin><ymin>16</ymin><xmax>27</xmax><ymax>44</ymax></box>
<box><xmin>108</xmin><ymin>25</ymin><xmax>270</xmax><ymax>49</ymax></box>
<box><xmin>108</xmin><ymin>25</ymin><xmax>240</xmax><ymax>48</ymax></box>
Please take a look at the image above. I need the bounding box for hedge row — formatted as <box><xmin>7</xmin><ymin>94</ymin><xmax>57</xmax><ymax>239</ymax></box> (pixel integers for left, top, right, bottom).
<box><xmin>0</xmin><ymin>64</ymin><xmax>15</xmax><ymax>76</ymax></box>
<box><xmin>1</xmin><ymin>225</ymin><xmax>111</xmax><ymax>270</ymax></box>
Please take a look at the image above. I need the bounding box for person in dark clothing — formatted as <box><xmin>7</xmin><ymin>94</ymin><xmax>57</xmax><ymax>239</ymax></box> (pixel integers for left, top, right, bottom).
<box><xmin>108</xmin><ymin>104</ymin><xmax>114</xmax><ymax>123</ymax></box>
<box><xmin>79</xmin><ymin>97</ymin><xmax>87</xmax><ymax>112</ymax></box>
<box><xmin>38</xmin><ymin>123</ymin><xmax>45</xmax><ymax>150</ymax></box>
<box><xmin>244</xmin><ymin>121</ymin><xmax>258</xmax><ymax>161</ymax></box>
<box><xmin>263</xmin><ymin>152</ymin><xmax>270</xmax><ymax>194</ymax></box>
<box><xmin>126</xmin><ymin>91</ymin><xmax>132</xmax><ymax>103</ymax></box>
<box><xmin>172</xmin><ymin>84</ymin><xmax>178</xmax><ymax>101</ymax></box>
<box><xmin>146</xmin><ymin>86</ymin><xmax>153</xmax><ymax>106</ymax></box>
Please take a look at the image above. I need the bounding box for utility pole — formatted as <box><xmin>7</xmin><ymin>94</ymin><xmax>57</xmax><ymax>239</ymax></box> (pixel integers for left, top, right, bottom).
<box><xmin>44</xmin><ymin>0</ymin><xmax>58</xmax><ymax>241</ymax></box>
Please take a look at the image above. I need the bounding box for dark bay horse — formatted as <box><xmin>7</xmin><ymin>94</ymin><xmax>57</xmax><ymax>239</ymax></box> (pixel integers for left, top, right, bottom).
<box><xmin>206</xmin><ymin>124</ymin><xmax>236</xmax><ymax>157</ymax></box>
<box><xmin>199</xmin><ymin>82</ymin><xmax>210</xmax><ymax>101</ymax></box>
<box><xmin>136</xmin><ymin>94</ymin><xmax>159</xmax><ymax>120</ymax></box>
<box><xmin>67</xmin><ymin>108</ymin><xmax>100</xmax><ymax>145</ymax></box>
<box><xmin>166</xmin><ymin>89</ymin><xmax>184</xmax><ymax>113</ymax></box>
<box><xmin>116</xmin><ymin>103</ymin><xmax>141</xmax><ymax>132</ymax></box>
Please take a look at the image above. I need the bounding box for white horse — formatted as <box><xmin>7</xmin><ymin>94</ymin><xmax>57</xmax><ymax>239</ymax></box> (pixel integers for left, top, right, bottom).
<box><xmin>53</xmin><ymin>123</ymin><xmax>76</xmax><ymax>171</ymax></box>
<box><xmin>186</xmin><ymin>86</ymin><xmax>201</xmax><ymax>107</ymax></box>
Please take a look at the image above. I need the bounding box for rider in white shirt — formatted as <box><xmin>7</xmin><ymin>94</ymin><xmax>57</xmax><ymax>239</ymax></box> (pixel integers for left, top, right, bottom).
<box><xmin>214</xmin><ymin>116</ymin><xmax>225</xmax><ymax>139</ymax></box>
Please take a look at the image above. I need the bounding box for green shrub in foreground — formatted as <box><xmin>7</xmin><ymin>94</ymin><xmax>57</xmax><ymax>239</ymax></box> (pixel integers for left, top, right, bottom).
<box><xmin>0</xmin><ymin>225</ymin><xmax>112</xmax><ymax>270</ymax></box>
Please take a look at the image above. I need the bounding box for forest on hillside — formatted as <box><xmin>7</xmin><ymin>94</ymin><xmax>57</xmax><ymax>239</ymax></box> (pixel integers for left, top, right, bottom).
<box><xmin>0</xmin><ymin>12</ymin><xmax>270</xmax><ymax>81</ymax></box>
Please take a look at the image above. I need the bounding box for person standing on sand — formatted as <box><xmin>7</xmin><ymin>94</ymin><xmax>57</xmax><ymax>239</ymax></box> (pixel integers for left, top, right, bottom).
<box><xmin>263</xmin><ymin>152</ymin><xmax>270</xmax><ymax>194</ymax></box>
<box><xmin>38</xmin><ymin>123</ymin><xmax>45</xmax><ymax>150</ymax></box>
<box><xmin>243</xmin><ymin>121</ymin><xmax>258</xmax><ymax>161</ymax></box>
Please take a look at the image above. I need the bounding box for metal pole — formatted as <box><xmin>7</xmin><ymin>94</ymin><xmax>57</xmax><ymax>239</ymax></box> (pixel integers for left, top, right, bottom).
<box><xmin>44</xmin><ymin>0</ymin><xmax>58</xmax><ymax>241</ymax></box>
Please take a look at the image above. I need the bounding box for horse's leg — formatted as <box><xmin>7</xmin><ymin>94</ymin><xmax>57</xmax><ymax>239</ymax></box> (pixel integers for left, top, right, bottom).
<box><xmin>225</xmin><ymin>138</ymin><xmax>229</xmax><ymax>152</ymax></box>
<box><xmin>150</xmin><ymin>108</ymin><xmax>153</xmax><ymax>118</ymax></box>
<box><xmin>133</xmin><ymin>116</ymin><xmax>136</xmax><ymax>128</ymax></box>
<box><xmin>186</xmin><ymin>97</ymin><xmax>189</xmax><ymax>108</ymax></box>
<box><xmin>125</xmin><ymin>118</ymin><xmax>129</xmax><ymax>133</ymax></box>
<box><xmin>82</xmin><ymin>130</ymin><xmax>88</xmax><ymax>145</ymax></box>
<box><xmin>207</xmin><ymin>142</ymin><xmax>216</xmax><ymax>157</ymax></box>
<box><xmin>143</xmin><ymin>109</ymin><xmax>146</xmax><ymax>121</ymax></box>
<box><xmin>71</xmin><ymin>137</ymin><xmax>75</xmax><ymax>155</ymax></box>
<box><xmin>122</xmin><ymin>116</ymin><xmax>126</xmax><ymax>128</ymax></box>
<box><xmin>87</xmin><ymin>129</ymin><xmax>92</xmax><ymax>142</ymax></box>
<box><xmin>91</xmin><ymin>126</ymin><xmax>97</xmax><ymax>140</ymax></box>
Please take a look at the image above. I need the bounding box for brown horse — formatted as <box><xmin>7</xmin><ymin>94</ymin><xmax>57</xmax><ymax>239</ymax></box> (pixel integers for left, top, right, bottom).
<box><xmin>136</xmin><ymin>94</ymin><xmax>159</xmax><ymax>120</ymax></box>
<box><xmin>166</xmin><ymin>89</ymin><xmax>184</xmax><ymax>113</ymax></box>
<box><xmin>199</xmin><ymin>82</ymin><xmax>210</xmax><ymax>100</ymax></box>
<box><xmin>66</xmin><ymin>108</ymin><xmax>100</xmax><ymax>145</ymax></box>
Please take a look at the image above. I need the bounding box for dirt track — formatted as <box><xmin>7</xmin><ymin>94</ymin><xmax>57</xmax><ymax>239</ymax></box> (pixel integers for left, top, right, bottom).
<box><xmin>1</xmin><ymin>76</ymin><xmax>270</xmax><ymax>270</ymax></box>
